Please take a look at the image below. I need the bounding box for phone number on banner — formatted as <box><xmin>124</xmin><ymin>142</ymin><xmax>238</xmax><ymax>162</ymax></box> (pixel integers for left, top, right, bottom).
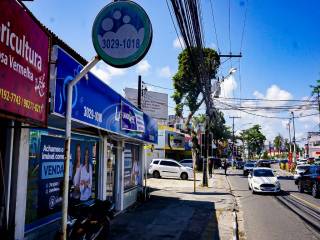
<box><xmin>0</xmin><ymin>88</ymin><xmax>42</xmax><ymax>113</ymax></box>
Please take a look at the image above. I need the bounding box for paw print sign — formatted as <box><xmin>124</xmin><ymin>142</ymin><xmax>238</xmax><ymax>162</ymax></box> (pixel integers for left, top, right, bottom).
<box><xmin>92</xmin><ymin>1</ymin><xmax>153</xmax><ymax>68</ymax></box>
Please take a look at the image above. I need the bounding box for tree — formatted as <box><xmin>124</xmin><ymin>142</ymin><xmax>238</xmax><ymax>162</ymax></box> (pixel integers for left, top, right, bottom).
<box><xmin>172</xmin><ymin>47</ymin><xmax>220</xmax><ymax>128</ymax></box>
<box><xmin>172</xmin><ymin>47</ymin><xmax>220</xmax><ymax>173</ymax></box>
<box><xmin>273</xmin><ymin>134</ymin><xmax>283</xmax><ymax>156</ymax></box>
<box><xmin>240</xmin><ymin>125</ymin><xmax>266</xmax><ymax>159</ymax></box>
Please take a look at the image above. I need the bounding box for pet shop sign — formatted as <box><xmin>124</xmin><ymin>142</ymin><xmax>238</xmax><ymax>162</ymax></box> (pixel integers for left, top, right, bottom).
<box><xmin>92</xmin><ymin>1</ymin><xmax>153</xmax><ymax>68</ymax></box>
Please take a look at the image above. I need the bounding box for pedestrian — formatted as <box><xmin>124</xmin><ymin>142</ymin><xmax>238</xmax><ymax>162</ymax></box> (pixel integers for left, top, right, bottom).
<box><xmin>224</xmin><ymin>159</ymin><xmax>228</xmax><ymax>175</ymax></box>
<box><xmin>208</xmin><ymin>157</ymin><xmax>213</xmax><ymax>178</ymax></box>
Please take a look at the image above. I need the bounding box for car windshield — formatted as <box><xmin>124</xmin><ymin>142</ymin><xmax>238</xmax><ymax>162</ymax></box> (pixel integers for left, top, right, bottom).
<box><xmin>253</xmin><ymin>169</ymin><xmax>274</xmax><ymax>177</ymax></box>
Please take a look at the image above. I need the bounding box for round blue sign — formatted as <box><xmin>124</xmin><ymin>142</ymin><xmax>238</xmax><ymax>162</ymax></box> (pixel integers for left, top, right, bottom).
<box><xmin>92</xmin><ymin>1</ymin><xmax>153</xmax><ymax>68</ymax></box>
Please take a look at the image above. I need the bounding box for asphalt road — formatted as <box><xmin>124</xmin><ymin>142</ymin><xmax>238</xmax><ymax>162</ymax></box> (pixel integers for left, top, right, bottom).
<box><xmin>227</xmin><ymin>168</ymin><xmax>320</xmax><ymax>240</ymax></box>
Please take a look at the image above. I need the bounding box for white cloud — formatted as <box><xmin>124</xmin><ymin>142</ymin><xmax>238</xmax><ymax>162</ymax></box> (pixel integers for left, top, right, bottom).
<box><xmin>136</xmin><ymin>59</ymin><xmax>151</xmax><ymax>75</ymax></box>
<box><xmin>158</xmin><ymin>66</ymin><xmax>173</xmax><ymax>78</ymax></box>
<box><xmin>91</xmin><ymin>62</ymin><xmax>126</xmax><ymax>84</ymax></box>
<box><xmin>173</xmin><ymin>36</ymin><xmax>185</xmax><ymax>49</ymax></box>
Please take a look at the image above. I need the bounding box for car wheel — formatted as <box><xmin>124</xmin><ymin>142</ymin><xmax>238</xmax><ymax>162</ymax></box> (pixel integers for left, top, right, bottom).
<box><xmin>252</xmin><ymin>188</ymin><xmax>256</xmax><ymax>194</ymax></box>
<box><xmin>153</xmin><ymin>171</ymin><xmax>160</xmax><ymax>178</ymax></box>
<box><xmin>298</xmin><ymin>181</ymin><xmax>304</xmax><ymax>193</ymax></box>
<box><xmin>181</xmin><ymin>172</ymin><xmax>188</xmax><ymax>180</ymax></box>
<box><xmin>312</xmin><ymin>183</ymin><xmax>319</xmax><ymax>198</ymax></box>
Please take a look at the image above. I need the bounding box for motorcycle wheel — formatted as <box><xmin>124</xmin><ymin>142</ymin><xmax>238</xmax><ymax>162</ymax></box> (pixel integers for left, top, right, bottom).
<box><xmin>97</xmin><ymin>219</ymin><xmax>111</xmax><ymax>240</ymax></box>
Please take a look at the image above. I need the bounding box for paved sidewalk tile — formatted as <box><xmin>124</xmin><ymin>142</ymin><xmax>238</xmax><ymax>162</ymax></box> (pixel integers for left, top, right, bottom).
<box><xmin>110</xmin><ymin>171</ymin><xmax>235</xmax><ymax>240</ymax></box>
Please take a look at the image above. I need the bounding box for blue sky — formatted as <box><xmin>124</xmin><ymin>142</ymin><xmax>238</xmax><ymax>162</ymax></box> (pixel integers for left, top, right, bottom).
<box><xmin>25</xmin><ymin>0</ymin><xmax>320</xmax><ymax>143</ymax></box>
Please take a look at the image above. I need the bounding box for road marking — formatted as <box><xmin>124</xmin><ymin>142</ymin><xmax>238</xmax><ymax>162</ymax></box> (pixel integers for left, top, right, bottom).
<box><xmin>290</xmin><ymin>194</ymin><xmax>320</xmax><ymax>211</ymax></box>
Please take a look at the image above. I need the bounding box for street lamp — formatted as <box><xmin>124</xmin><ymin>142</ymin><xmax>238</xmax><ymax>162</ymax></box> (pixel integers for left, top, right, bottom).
<box><xmin>212</xmin><ymin>67</ymin><xmax>237</xmax><ymax>98</ymax></box>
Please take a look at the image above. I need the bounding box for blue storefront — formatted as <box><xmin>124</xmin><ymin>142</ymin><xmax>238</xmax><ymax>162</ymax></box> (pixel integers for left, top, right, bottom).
<box><xmin>22</xmin><ymin>45</ymin><xmax>158</xmax><ymax>239</ymax></box>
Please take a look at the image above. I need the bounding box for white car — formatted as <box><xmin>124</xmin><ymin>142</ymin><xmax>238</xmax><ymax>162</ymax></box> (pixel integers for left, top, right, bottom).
<box><xmin>179</xmin><ymin>159</ymin><xmax>193</xmax><ymax>168</ymax></box>
<box><xmin>248</xmin><ymin>167</ymin><xmax>281</xmax><ymax>194</ymax></box>
<box><xmin>293</xmin><ymin>164</ymin><xmax>310</xmax><ymax>181</ymax></box>
<box><xmin>297</xmin><ymin>159</ymin><xmax>308</xmax><ymax>165</ymax></box>
<box><xmin>148</xmin><ymin>159</ymin><xmax>193</xmax><ymax>180</ymax></box>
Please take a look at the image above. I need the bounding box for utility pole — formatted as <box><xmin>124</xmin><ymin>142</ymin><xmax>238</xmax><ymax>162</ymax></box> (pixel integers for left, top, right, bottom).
<box><xmin>291</xmin><ymin>112</ymin><xmax>296</xmax><ymax>164</ymax></box>
<box><xmin>288</xmin><ymin>120</ymin><xmax>292</xmax><ymax>153</ymax></box>
<box><xmin>138</xmin><ymin>75</ymin><xmax>142</xmax><ymax>110</ymax></box>
<box><xmin>230</xmin><ymin>116</ymin><xmax>240</xmax><ymax>165</ymax></box>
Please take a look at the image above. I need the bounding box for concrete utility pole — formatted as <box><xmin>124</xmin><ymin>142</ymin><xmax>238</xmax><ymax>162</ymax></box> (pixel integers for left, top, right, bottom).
<box><xmin>230</xmin><ymin>116</ymin><xmax>240</xmax><ymax>165</ymax></box>
<box><xmin>291</xmin><ymin>112</ymin><xmax>296</xmax><ymax>164</ymax></box>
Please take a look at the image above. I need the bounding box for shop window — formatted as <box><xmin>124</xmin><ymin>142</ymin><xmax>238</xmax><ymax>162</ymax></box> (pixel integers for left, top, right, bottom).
<box><xmin>123</xmin><ymin>143</ymin><xmax>141</xmax><ymax>191</ymax></box>
<box><xmin>25</xmin><ymin>129</ymin><xmax>99</xmax><ymax>231</ymax></box>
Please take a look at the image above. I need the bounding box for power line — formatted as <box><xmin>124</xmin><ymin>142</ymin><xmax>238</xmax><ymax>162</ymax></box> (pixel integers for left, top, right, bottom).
<box><xmin>209</xmin><ymin>0</ymin><xmax>220</xmax><ymax>53</ymax></box>
<box><xmin>165</xmin><ymin>0</ymin><xmax>185</xmax><ymax>50</ymax></box>
<box><xmin>228</xmin><ymin>0</ymin><xmax>231</xmax><ymax>54</ymax></box>
<box><xmin>240</xmin><ymin>0</ymin><xmax>248</xmax><ymax>53</ymax></box>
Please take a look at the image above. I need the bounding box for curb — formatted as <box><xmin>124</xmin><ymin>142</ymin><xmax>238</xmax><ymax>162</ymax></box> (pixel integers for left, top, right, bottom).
<box><xmin>225</xmin><ymin>175</ymin><xmax>239</xmax><ymax>240</ymax></box>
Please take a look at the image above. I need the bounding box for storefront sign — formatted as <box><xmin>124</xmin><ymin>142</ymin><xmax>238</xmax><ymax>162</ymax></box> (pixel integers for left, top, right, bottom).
<box><xmin>121</xmin><ymin>101</ymin><xmax>145</xmax><ymax>132</ymax></box>
<box><xmin>53</xmin><ymin>47</ymin><xmax>157</xmax><ymax>144</ymax></box>
<box><xmin>0</xmin><ymin>0</ymin><xmax>50</xmax><ymax>124</ymax></box>
<box><xmin>165</xmin><ymin>131</ymin><xmax>185</xmax><ymax>150</ymax></box>
<box><xmin>92</xmin><ymin>1</ymin><xmax>152</xmax><ymax>68</ymax></box>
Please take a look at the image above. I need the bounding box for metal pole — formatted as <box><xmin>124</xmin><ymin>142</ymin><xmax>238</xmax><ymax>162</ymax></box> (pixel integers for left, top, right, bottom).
<box><xmin>138</xmin><ymin>75</ymin><xmax>142</xmax><ymax>110</ymax></box>
<box><xmin>291</xmin><ymin>112</ymin><xmax>296</xmax><ymax>164</ymax></box>
<box><xmin>317</xmin><ymin>89</ymin><xmax>320</xmax><ymax>132</ymax></box>
<box><xmin>61</xmin><ymin>56</ymin><xmax>100</xmax><ymax>240</ymax></box>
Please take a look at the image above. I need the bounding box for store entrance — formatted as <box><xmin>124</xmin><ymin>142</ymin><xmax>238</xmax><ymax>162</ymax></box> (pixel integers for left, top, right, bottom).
<box><xmin>106</xmin><ymin>140</ymin><xmax>117</xmax><ymax>202</ymax></box>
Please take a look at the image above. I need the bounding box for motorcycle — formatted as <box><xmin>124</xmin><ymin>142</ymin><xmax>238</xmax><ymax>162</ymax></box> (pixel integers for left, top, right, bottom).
<box><xmin>56</xmin><ymin>183</ymin><xmax>115</xmax><ymax>240</ymax></box>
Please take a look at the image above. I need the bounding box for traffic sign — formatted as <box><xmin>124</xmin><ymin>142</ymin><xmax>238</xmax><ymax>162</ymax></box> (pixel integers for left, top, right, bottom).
<box><xmin>92</xmin><ymin>1</ymin><xmax>153</xmax><ymax>68</ymax></box>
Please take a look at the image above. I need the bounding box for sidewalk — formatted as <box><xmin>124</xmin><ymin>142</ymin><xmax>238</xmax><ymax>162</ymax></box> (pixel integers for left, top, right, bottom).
<box><xmin>110</xmin><ymin>171</ymin><xmax>240</xmax><ymax>240</ymax></box>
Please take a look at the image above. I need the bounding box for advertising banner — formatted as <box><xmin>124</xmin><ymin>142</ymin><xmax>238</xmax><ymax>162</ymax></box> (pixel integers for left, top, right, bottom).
<box><xmin>124</xmin><ymin>88</ymin><xmax>168</xmax><ymax>120</ymax></box>
<box><xmin>123</xmin><ymin>143</ymin><xmax>141</xmax><ymax>190</ymax></box>
<box><xmin>165</xmin><ymin>131</ymin><xmax>185</xmax><ymax>150</ymax></box>
<box><xmin>0</xmin><ymin>0</ymin><xmax>50</xmax><ymax>124</ymax></box>
<box><xmin>38</xmin><ymin>135</ymin><xmax>64</xmax><ymax>218</ymax></box>
<box><xmin>53</xmin><ymin>47</ymin><xmax>157</xmax><ymax>144</ymax></box>
<box><xmin>121</xmin><ymin>101</ymin><xmax>145</xmax><ymax>132</ymax></box>
<box><xmin>25</xmin><ymin>130</ymin><xmax>97</xmax><ymax>228</ymax></box>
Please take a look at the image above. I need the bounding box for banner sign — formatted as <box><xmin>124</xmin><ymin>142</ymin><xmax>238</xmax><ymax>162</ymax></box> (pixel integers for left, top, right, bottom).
<box><xmin>35</xmin><ymin>133</ymin><xmax>96</xmax><ymax>221</ymax></box>
<box><xmin>53</xmin><ymin>47</ymin><xmax>157</xmax><ymax>144</ymax></box>
<box><xmin>121</xmin><ymin>101</ymin><xmax>145</xmax><ymax>132</ymax></box>
<box><xmin>38</xmin><ymin>135</ymin><xmax>65</xmax><ymax>218</ymax></box>
<box><xmin>92</xmin><ymin>1</ymin><xmax>152</xmax><ymax>68</ymax></box>
<box><xmin>0</xmin><ymin>0</ymin><xmax>50</xmax><ymax>124</ymax></box>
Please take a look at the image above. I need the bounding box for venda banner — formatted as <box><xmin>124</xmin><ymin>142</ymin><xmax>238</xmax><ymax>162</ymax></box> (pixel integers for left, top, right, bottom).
<box><xmin>38</xmin><ymin>135</ymin><xmax>65</xmax><ymax>218</ymax></box>
<box><xmin>0</xmin><ymin>0</ymin><xmax>50</xmax><ymax>124</ymax></box>
<box><xmin>53</xmin><ymin>47</ymin><xmax>157</xmax><ymax>144</ymax></box>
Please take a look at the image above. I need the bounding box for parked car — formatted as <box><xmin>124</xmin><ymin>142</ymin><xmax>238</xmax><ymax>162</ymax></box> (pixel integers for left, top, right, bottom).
<box><xmin>243</xmin><ymin>162</ymin><xmax>256</xmax><ymax>176</ymax></box>
<box><xmin>296</xmin><ymin>165</ymin><xmax>320</xmax><ymax>198</ymax></box>
<box><xmin>294</xmin><ymin>164</ymin><xmax>310</xmax><ymax>181</ymax></box>
<box><xmin>235</xmin><ymin>160</ymin><xmax>245</xmax><ymax>169</ymax></box>
<box><xmin>256</xmin><ymin>160</ymin><xmax>271</xmax><ymax>168</ymax></box>
<box><xmin>148</xmin><ymin>159</ymin><xmax>194</xmax><ymax>180</ymax></box>
<box><xmin>296</xmin><ymin>159</ymin><xmax>308</xmax><ymax>165</ymax></box>
<box><xmin>248</xmin><ymin>168</ymin><xmax>281</xmax><ymax>194</ymax></box>
<box><xmin>180</xmin><ymin>159</ymin><xmax>193</xmax><ymax>168</ymax></box>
